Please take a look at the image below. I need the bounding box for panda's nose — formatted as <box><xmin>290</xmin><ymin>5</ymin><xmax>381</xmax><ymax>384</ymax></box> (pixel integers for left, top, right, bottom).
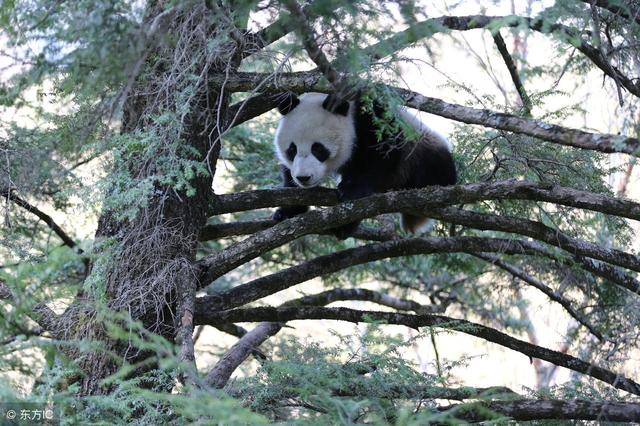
<box><xmin>297</xmin><ymin>175</ymin><xmax>311</xmax><ymax>184</ymax></box>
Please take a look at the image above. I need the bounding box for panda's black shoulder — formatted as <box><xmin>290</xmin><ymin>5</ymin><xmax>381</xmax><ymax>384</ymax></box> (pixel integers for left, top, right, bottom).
<box><xmin>337</xmin><ymin>97</ymin><xmax>404</xmax><ymax>177</ymax></box>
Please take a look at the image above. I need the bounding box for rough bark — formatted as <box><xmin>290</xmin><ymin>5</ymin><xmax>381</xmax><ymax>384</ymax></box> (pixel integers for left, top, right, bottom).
<box><xmin>196</xmin><ymin>236</ymin><xmax>556</xmax><ymax>312</ymax></box>
<box><xmin>212</xmin><ymin>71</ymin><xmax>640</xmax><ymax>155</ymax></box>
<box><xmin>64</xmin><ymin>4</ymin><xmax>229</xmax><ymax>395</ymax></box>
<box><xmin>438</xmin><ymin>399</ymin><xmax>640</xmax><ymax>422</ymax></box>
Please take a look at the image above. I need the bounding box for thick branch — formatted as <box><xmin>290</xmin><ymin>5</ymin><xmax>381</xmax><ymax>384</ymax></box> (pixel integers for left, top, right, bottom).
<box><xmin>211</xmin><ymin>180</ymin><xmax>640</xmax><ymax>223</ymax></box>
<box><xmin>199</xmin><ymin>218</ymin><xmax>397</xmax><ymax>242</ymax></box>
<box><xmin>197</xmin><ymin>306</ymin><xmax>640</xmax><ymax>396</ymax></box>
<box><xmin>205</xmin><ymin>287</ymin><xmax>439</xmax><ymax>388</ymax></box>
<box><xmin>214</xmin><ymin>71</ymin><xmax>640</xmax><ymax>154</ymax></box>
<box><xmin>492</xmin><ymin>31</ymin><xmax>532</xmax><ymax>114</ymax></box>
<box><xmin>425</xmin><ymin>207</ymin><xmax>640</xmax><ymax>273</ymax></box>
<box><xmin>206</xmin><ymin>322</ymin><xmax>280</xmax><ymax>388</ymax></box>
<box><xmin>474</xmin><ymin>254</ymin><xmax>603</xmax><ymax>340</ymax></box>
<box><xmin>201</xmin><ymin>184</ymin><xmax>640</xmax><ymax>288</ymax></box>
<box><xmin>438</xmin><ymin>399</ymin><xmax>640</xmax><ymax>422</ymax></box>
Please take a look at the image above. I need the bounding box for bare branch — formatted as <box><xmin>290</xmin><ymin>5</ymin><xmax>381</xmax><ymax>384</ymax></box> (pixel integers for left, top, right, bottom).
<box><xmin>204</xmin><ymin>287</ymin><xmax>440</xmax><ymax>388</ymax></box>
<box><xmin>474</xmin><ymin>254</ymin><xmax>603</xmax><ymax>340</ymax></box>
<box><xmin>199</xmin><ymin>218</ymin><xmax>398</xmax><ymax>241</ymax></box>
<box><xmin>200</xmin><ymin>183</ymin><xmax>640</xmax><ymax>288</ymax></box>
<box><xmin>195</xmin><ymin>236</ymin><xmax>570</xmax><ymax>311</ymax></box>
<box><xmin>2</xmin><ymin>189</ymin><xmax>81</xmax><ymax>252</ymax></box>
<box><xmin>437</xmin><ymin>399</ymin><xmax>640</xmax><ymax>423</ymax></box>
<box><xmin>211</xmin><ymin>180</ymin><xmax>640</xmax><ymax>223</ymax></box>
<box><xmin>197</xmin><ymin>306</ymin><xmax>640</xmax><ymax>396</ymax></box>
<box><xmin>425</xmin><ymin>207</ymin><xmax>640</xmax><ymax>273</ymax></box>
<box><xmin>492</xmin><ymin>31</ymin><xmax>532</xmax><ymax>114</ymax></box>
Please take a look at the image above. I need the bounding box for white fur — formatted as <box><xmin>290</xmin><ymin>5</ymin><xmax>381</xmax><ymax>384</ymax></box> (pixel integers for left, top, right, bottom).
<box><xmin>275</xmin><ymin>93</ymin><xmax>356</xmax><ymax>187</ymax></box>
<box><xmin>274</xmin><ymin>93</ymin><xmax>452</xmax><ymax>187</ymax></box>
<box><xmin>398</xmin><ymin>108</ymin><xmax>453</xmax><ymax>152</ymax></box>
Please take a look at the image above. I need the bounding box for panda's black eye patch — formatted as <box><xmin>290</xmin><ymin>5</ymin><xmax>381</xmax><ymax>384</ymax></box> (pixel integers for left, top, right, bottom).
<box><xmin>311</xmin><ymin>142</ymin><xmax>330</xmax><ymax>162</ymax></box>
<box><xmin>286</xmin><ymin>142</ymin><xmax>297</xmax><ymax>161</ymax></box>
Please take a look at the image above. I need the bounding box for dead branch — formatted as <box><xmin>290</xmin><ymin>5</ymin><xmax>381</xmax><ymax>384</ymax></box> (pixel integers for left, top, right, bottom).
<box><xmin>204</xmin><ymin>287</ymin><xmax>439</xmax><ymax>389</ymax></box>
<box><xmin>492</xmin><ymin>31</ymin><xmax>532</xmax><ymax>114</ymax></box>
<box><xmin>1</xmin><ymin>188</ymin><xmax>81</xmax><ymax>252</ymax></box>
<box><xmin>436</xmin><ymin>399</ymin><xmax>640</xmax><ymax>422</ymax></box>
<box><xmin>196</xmin><ymin>306</ymin><xmax>640</xmax><ymax>396</ymax></box>
<box><xmin>474</xmin><ymin>253</ymin><xmax>603</xmax><ymax>340</ymax></box>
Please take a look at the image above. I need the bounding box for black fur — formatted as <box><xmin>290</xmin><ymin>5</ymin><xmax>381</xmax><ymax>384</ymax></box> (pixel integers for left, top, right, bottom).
<box><xmin>322</xmin><ymin>94</ymin><xmax>350</xmax><ymax>116</ymax></box>
<box><xmin>273</xmin><ymin>94</ymin><xmax>457</xmax><ymax>238</ymax></box>
<box><xmin>277</xmin><ymin>93</ymin><xmax>300</xmax><ymax>115</ymax></box>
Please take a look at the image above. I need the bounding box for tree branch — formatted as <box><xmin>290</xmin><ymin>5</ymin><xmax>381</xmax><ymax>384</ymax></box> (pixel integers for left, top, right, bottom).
<box><xmin>195</xmin><ymin>236</ymin><xmax>570</xmax><ymax>312</ymax></box>
<box><xmin>212</xmin><ymin>71</ymin><xmax>640</xmax><ymax>155</ymax></box>
<box><xmin>211</xmin><ymin>180</ymin><xmax>640</xmax><ymax>223</ymax></box>
<box><xmin>361</xmin><ymin>14</ymin><xmax>640</xmax><ymax>99</ymax></box>
<box><xmin>437</xmin><ymin>399</ymin><xmax>640</xmax><ymax>422</ymax></box>
<box><xmin>199</xmin><ymin>218</ymin><xmax>398</xmax><ymax>242</ymax></box>
<box><xmin>492</xmin><ymin>31</ymin><xmax>532</xmax><ymax>114</ymax></box>
<box><xmin>280</xmin><ymin>0</ymin><xmax>345</xmax><ymax>95</ymax></box>
<box><xmin>197</xmin><ymin>306</ymin><xmax>640</xmax><ymax>396</ymax></box>
<box><xmin>204</xmin><ymin>287</ymin><xmax>440</xmax><ymax>388</ymax></box>
<box><xmin>2</xmin><ymin>189</ymin><xmax>81</xmax><ymax>252</ymax></box>
<box><xmin>425</xmin><ymin>207</ymin><xmax>640</xmax><ymax>273</ymax></box>
<box><xmin>201</xmin><ymin>182</ymin><xmax>640</xmax><ymax>289</ymax></box>
<box><xmin>579</xmin><ymin>0</ymin><xmax>640</xmax><ymax>25</ymax></box>
<box><xmin>474</xmin><ymin>253</ymin><xmax>603</xmax><ymax>340</ymax></box>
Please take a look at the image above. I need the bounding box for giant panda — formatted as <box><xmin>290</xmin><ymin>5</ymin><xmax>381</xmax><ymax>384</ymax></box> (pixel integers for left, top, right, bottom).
<box><xmin>272</xmin><ymin>92</ymin><xmax>457</xmax><ymax>238</ymax></box>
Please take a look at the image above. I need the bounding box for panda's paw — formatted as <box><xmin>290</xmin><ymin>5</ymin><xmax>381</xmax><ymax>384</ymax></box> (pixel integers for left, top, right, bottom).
<box><xmin>273</xmin><ymin>206</ymin><xmax>308</xmax><ymax>222</ymax></box>
<box><xmin>332</xmin><ymin>222</ymin><xmax>359</xmax><ymax>240</ymax></box>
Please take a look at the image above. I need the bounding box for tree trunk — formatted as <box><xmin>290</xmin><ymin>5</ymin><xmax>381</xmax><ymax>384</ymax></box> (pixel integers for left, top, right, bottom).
<box><xmin>61</xmin><ymin>4</ymin><xmax>230</xmax><ymax>395</ymax></box>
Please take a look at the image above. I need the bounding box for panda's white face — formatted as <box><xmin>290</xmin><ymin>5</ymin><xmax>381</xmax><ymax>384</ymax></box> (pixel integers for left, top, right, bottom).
<box><xmin>275</xmin><ymin>93</ymin><xmax>356</xmax><ymax>188</ymax></box>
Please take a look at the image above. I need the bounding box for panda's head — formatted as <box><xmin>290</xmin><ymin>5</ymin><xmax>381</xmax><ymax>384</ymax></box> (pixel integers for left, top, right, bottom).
<box><xmin>274</xmin><ymin>92</ymin><xmax>355</xmax><ymax>188</ymax></box>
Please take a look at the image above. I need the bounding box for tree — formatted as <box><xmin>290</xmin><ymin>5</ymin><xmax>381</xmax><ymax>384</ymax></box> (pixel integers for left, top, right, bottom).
<box><xmin>1</xmin><ymin>0</ymin><xmax>640</xmax><ymax>423</ymax></box>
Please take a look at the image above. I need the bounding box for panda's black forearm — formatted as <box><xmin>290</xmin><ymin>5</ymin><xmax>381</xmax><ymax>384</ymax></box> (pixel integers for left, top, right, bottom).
<box><xmin>281</xmin><ymin>165</ymin><xmax>298</xmax><ymax>188</ymax></box>
<box><xmin>273</xmin><ymin>165</ymin><xmax>309</xmax><ymax>221</ymax></box>
<box><xmin>337</xmin><ymin>177</ymin><xmax>375</xmax><ymax>201</ymax></box>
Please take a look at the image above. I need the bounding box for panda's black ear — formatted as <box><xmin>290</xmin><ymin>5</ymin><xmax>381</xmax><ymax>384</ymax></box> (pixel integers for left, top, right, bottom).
<box><xmin>322</xmin><ymin>94</ymin><xmax>350</xmax><ymax>116</ymax></box>
<box><xmin>276</xmin><ymin>93</ymin><xmax>300</xmax><ymax>115</ymax></box>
